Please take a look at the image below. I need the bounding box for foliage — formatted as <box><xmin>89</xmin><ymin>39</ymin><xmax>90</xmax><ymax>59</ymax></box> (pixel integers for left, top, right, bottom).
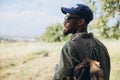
<box><xmin>87</xmin><ymin>0</ymin><xmax>120</xmax><ymax>39</ymax></box>
<box><xmin>39</xmin><ymin>23</ymin><xmax>71</xmax><ymax>42</ymax></box>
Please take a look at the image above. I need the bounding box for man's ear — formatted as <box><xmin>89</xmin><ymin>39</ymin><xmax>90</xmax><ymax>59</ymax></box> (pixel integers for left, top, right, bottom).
<box><xmin>78</xmin><ymin>18</ymin><xmax>85</xmax><ymax>26</ymax></box>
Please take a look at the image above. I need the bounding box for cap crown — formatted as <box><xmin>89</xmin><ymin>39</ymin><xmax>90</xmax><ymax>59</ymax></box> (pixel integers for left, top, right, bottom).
<box><xmin>61</xmin><ymin>4</ymin><xmax>93</xmax><ymax>23</ymax></box>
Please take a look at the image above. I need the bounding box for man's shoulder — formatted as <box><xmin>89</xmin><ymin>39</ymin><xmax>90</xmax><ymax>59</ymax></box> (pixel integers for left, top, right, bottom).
<box><xmin>63</xmin><ymin>40</ymin><xmax>74</xmax><ymax>48</ymax></box>
<box><xmin>93</xmin><ymin>38</ymin><xmax>106</xmax><ymax>46</ymax></box>
<box><xmin>62</xmin><ymin>39</ymin><xmax>79</xmax><ymax>52</ymax></box>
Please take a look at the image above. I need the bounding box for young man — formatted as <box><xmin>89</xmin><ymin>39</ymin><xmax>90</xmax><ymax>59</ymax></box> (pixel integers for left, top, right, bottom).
<box><xmin>53</xmin><ymin>4</ymin><xmax>110</xmax><ymax>80</ymax></box>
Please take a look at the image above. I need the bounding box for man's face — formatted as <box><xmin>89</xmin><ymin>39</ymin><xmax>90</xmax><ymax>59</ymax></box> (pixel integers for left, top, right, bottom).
<box><xmin>63</xmin><ymin>13</ymin><xmax>80</xmax><ymax>35</ymax></box>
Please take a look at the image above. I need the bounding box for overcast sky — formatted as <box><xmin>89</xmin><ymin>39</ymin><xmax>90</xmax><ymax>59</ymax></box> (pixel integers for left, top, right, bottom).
<box><xmin>0</xmin><ymin>0</ymin><xmax>88</xmax><ymax>37</ymax></box>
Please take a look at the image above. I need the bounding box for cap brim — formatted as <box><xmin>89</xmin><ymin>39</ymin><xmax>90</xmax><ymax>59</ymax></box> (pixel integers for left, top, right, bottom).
<box><xmin>61</xmin><ymin>7</ymin><xmax>76</xmax><ymax>14</ymax></box>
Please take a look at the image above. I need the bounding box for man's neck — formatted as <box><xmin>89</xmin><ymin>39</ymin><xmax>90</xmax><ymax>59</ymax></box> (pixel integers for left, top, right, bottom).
<box><xmin>77</xmin><ymin>24</ymin><xmax>88</xmax><ymax>33</ymax></box>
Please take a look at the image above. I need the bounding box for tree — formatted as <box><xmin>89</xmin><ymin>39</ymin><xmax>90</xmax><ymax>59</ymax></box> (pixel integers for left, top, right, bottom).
<box><xmin>87</xmin><ymin>0</ymin><xmax>120</xmax><ymax>39</ymax></box>
<box><xmin>39</xmin><ymin>23</ymin><xmax>71</xmax><ymax>42</ymax></box>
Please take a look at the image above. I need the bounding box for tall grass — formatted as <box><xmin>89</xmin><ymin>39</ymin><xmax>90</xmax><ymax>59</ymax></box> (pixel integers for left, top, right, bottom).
<box><xmin>0</xmin><ymin>40</ymin><xmax>120</xmax><ymax>80</ymax></box>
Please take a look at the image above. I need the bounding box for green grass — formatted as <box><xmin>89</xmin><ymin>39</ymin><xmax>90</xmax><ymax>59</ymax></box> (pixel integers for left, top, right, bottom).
<box><xmin>0</xmin><ymin>40</ymin><xmax>120</xmax><ymax>80</ymax></box>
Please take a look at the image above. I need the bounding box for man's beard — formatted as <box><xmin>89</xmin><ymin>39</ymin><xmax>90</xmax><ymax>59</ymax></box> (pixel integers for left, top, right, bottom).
<box><xmin>63</xmin><ymin>29</ymin><xmax>71</xmax><ymax>35</ymax></box>
<box><xmin>63</xmin><ymin>27</ymin><xmax>77</xmax><ymax>35</ymax></box>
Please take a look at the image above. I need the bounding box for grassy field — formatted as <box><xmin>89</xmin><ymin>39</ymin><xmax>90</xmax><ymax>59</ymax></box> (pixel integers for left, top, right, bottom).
<box><xmin>0</xmin><ymin>40</ymin><xmax>120</xmax><ymax>80</ymax></box>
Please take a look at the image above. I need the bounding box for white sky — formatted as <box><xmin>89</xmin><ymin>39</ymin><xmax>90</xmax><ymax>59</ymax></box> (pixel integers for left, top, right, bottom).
<box><xmin>0</xmin><ymin>0</ymin><xmax>87</xmax><ymax>37</ymax></box>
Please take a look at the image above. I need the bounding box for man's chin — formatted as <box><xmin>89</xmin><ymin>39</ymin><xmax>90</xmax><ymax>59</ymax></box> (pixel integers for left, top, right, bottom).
<box><xmin>63</xmin><ymin>30</ymin><xmax>70</xmax><ymax>35</ymax></box>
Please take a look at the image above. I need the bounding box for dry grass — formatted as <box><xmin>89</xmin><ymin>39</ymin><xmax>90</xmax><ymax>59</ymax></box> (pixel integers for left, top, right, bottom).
<box><xmin>101</xmin><ymin>40</ymin><xmax>120</xmax><ymax>80</ymax></box>
<box><xmin>0</xmin><ymin>40</ymin><xmax>120</xmax><ymax>80</ymax></box>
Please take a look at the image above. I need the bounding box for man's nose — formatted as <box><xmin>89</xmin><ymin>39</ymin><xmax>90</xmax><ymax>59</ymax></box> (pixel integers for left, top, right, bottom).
<box><xmin>63</xmin><ymin>21</ymin><xmax>67</xmax><ymax>26</ymax></box>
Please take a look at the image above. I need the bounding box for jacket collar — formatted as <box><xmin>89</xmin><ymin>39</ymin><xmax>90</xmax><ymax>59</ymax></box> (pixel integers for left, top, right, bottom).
<box><xmin>72</xmin><ymin>32</ymin><xmax>93</xmax><ymax>40</ymax></box>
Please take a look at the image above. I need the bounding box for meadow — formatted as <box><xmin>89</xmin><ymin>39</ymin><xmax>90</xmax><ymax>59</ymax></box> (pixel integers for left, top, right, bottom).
<box><xmin>0</xmin><ymin>40</ymin><xmax>120</xmax><ymax>80</ymax></box>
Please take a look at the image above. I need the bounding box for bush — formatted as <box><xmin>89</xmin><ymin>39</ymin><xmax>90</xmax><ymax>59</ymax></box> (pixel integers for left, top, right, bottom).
<box><xmin>37</xmin><ymin>23</ymin><xmax>71</xmax><ymax>42</ymax></box>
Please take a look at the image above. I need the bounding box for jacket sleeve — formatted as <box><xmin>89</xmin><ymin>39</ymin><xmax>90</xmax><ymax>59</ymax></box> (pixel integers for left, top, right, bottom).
<box><xmin>52</xmin><ymin>41</ymin><xmax>79</xmax><ymax>80</ymax></box>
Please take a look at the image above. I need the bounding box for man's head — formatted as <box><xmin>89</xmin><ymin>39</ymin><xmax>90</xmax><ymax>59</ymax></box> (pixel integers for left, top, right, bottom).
<box><xmin>61</xmin><ymin>4</ymin><xmax>93</xmax><ymax>35</ymax></box>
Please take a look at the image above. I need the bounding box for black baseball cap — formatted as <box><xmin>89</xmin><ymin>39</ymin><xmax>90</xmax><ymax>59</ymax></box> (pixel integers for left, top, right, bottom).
<box><xmin>61</xmin><ymin>4</ymin><xmax>93</xmax><ymax>23</ymax></box>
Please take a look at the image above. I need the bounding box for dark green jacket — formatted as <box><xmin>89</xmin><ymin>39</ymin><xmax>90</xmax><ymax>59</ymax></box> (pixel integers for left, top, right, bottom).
<box><xmin>53</xmin><ymin>32</ymin><xmax>110</xmax><ymax>80</ymax></box>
